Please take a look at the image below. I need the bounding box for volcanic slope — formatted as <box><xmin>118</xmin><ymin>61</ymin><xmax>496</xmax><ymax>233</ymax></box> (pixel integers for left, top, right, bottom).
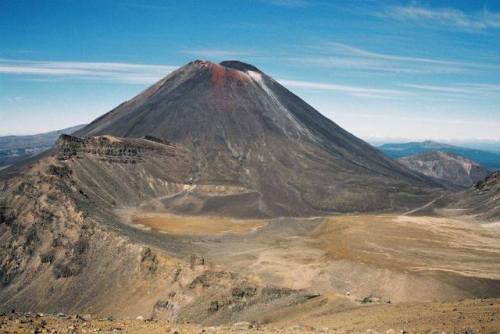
<box><xmin>74</xmin><ymin>60</ymin><xmax>439</xmax><ymax>217</ymax></box>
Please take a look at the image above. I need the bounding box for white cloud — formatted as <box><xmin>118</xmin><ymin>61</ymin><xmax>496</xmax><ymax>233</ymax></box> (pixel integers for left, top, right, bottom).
<box><xmin>0</xmin><ymin>59</ymin><xmax>177</xmax><ymax>84</ymax></box>
<box><xmin>259</xmin><ymin>0</ymin><xmax>308</xmax><ymax>8</ymax></box>
<box><xmin>289</xmin><ymin>56</ymin><xmax>459</xmax><ymax>74</ymax></box>
<box><xmin>382</xmin><ymin>5</ymin><xmax>500</xmax><ymax>32</ymax></box>
<box><xmin>295</xmin><ymin>42</ymin><xmax>500</xmax><ymax>74</ymax></box>
<box><xmin>404</xmin><ymin>83</ymin><xmax>500</xmax><ymax>97</ymax></box>
<box><xmin>403</xmin><ymin>84</ymin><xmax>473</xmax><ymax>94</ymax></box>
<box><xmin>0</xmin><ymin>57</ymin><xmax>402</xmax><ymax>100</ymax></box>
<box><xmin>278</xmin><ymin>79</ymin><xmax>409</xmax><ymax>99</ymax></box>
<box><xmin>456</xmin><ymin>83</ymin><xmax>500</xmax><ymax>92</ymax></box>
<box><xmin>2</xmin><ymin>57</ymin><xmax>498</xmax><ymax>103</ymax></box>
<box><xmin>0</xmin><ymin>57</ymin><xmax>411</xmax><ymax>99</ymax></box>
<box><xmin>326</xmin><ymin>42</ymin><xmax>462</xmax><ymax>66</ymax></box>
<box><xmin>5</xmin><ymin>96</ymin><xmax>25</xmax><ymax>103</ymax></box>
<box><xmin>181</xmin><ymin>49</ymin><xmax>250</xmax><ymax>58</ymax></box>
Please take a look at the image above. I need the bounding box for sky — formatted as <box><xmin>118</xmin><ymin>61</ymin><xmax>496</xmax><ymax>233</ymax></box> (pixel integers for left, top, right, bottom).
<box><xmin>1</xmin><ymin>0</ymin><xmax>500</xmax><ymax>141</ymax></box>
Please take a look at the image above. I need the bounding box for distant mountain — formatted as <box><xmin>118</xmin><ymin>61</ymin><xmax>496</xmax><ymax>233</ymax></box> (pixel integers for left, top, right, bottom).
<box><xmin>378</xmin><ymin>140</ymin><xmax>500</xmax><ymax>171</ymax></box>
<box><xmin>397</xmin><ymin>151</ymin><xmax>490</xmax><ymax>188</ymax></box>
<box><xmin>0</xmin><ymin>124</ymin><xmax>86</xmax><ymax>167</ymax></box>
<box><xmin>443</xmin><ymin>140</ymin><xmax>500</xmax><ymax>153</ymax></box>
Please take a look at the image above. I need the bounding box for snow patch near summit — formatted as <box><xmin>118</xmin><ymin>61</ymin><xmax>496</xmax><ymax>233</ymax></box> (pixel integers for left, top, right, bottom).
<box><xmin>247</xmin><ymin>70</ymin><xmax>263</xmax><ymax>83</ymax></box>
<box><xmin>246</xmin><ymin>70</ymin><xmax>314</xmax><ymax>141</ymax></box>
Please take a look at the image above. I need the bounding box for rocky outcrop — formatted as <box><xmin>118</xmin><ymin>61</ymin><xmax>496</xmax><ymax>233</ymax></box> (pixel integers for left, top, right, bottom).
<box><xmin>398</xmin><ymin>151</ymin><xmax>490</xmax><ymax>188</ymax></box>
<box><xmin>453</xmin><ymin>172</ymin><xmax>500</xmax><ymax>220</ymax></box>
<box><xmin>55</xmin><ymin>134</ymin><xmax>177</xmax><ymax>163</ymax></box>
<box><xmin>476</xmin><ymin>171</ymin><xmax>500</xmax><ymax>191</ymax></box>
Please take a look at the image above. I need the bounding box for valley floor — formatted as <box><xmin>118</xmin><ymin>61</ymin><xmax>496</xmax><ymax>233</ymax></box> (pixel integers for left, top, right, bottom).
<box><xmin>125</xmin><ymin>212</ymin><xmax>500</xmax><ymax>303</ymax></box>
<box><xmin>3</xmin><ymin>210</ymin><xmax>500</xmax><ymax>333</ymax></box>
<box><xmin>94</xmin><ymin>211</ymin><xmax>500</xmax><ymax>332</ymax></box>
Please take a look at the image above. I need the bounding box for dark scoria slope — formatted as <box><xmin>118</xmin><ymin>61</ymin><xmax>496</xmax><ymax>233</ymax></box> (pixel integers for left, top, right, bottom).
<box><xmin>75</xmin><ymin>60</ymin><xmax>439</xmax><ymax>216</ymax></box>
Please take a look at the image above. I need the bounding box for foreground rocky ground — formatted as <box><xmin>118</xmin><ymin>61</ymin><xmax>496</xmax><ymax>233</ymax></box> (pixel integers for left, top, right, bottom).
<box><xmin>1</xmin><ymin>297</ymin><xmax>499</xmax><ymax>333</ymax></box>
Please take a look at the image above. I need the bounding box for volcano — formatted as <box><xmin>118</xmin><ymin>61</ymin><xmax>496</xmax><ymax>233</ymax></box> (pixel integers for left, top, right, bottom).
<box><xmin>4</xmin><ymin>60</ymin><xmax>500</xmax><ymax>324</ymax></box>
<box><xmin>72</xmin><ymin>60</ymin><xmax>438</xmax><ymax>217</ymax></box>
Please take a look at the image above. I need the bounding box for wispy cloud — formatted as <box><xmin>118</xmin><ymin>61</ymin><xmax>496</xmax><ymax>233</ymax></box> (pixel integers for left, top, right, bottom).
<box><xmin>289</xmin><ymin>56</ymin><xmax>458</xmax><ymax>74</ymax></box>
<box><xmin>293</xmin><ymin>42</ymin><xmax>500</xmax><ymax>74</ymax></box>
<box><xmin>327</xmin><ymin>42</ymin><xmax>461</xmax><ymax>66</ymax></box>
<box><xmin>0</xmin><ymin>57</ymin><xmax>413</xmax><ymax>99</ymax></box>
<box><xmin>5</xmin><ymin>96</ymin><xmax>25</xmax><ymax>103</ymax></box>
<box><xmin>279</xmin><ymin>77</ymin><xmax>500</xmax><ymax>101</ymax></box>
<box><xmin>456</xmin><ymin>83</ymin><xmax>500</xmax><ymax>91</ymax></box>
<box><xmin>2</xmin><ymin>57</ymin><xmax>498</xmax><ymax>103</ymax></box>
<box><xmin>258</xmin><ymin>0</ymin><xmax>308</xmax><ymax>8</ymax></box>
<box><xmin>181</xmin><ymin>49</ymin><xmax>251</xmax><ymax>58</ymax></box>
<box><xmin>382</xmin><ymin>4</ymin><xmax>500</xmax><ymax>33</ymax></box>
<box><xmin>278</xmin><ymin>79</ymin><xmax>409</xmax><ymax>99</ymax></box>
<box><xmin>0</xmin><ymin>59</ymin><xmax>177</xmax><ymax>84</ymax></box>
<box><xmin>116</xmin><ymin>2</ymin><xmax>172</xmax><ymax>11</ymax></box>
<box><xmin>404</xmin><ymin>83</ymin><xmax>500</xmax><ymax>97</ymax></box>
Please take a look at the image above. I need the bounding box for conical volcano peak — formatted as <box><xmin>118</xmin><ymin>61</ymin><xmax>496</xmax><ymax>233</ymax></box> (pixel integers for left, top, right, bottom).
<box><xmin>185</xmin><ymin>59</ymin><xmax>215</xmax><ymax>68</ymax></box>
<box><xmin>219</xmin><ymin>60</ymin><xmax>261</xmax><ymax>73</ymax></box>
<box><xmin>188</xmin><ymin>60</ymin><xmax>256</xmax><ymax>86</ymax></box>
<box><xmin>183</xmin><ymin>59</ymin><xmax>260</xmax><ymax>73</ymax></box>
<box><xmin>73</xmin><ymin>58</ymin><xmax>439</xmax><ymax>216</ymax></box>
<box><xmin>179</xmin><ymin>60</ymin><xmax>263</xmax><ymax>86</ymax></box>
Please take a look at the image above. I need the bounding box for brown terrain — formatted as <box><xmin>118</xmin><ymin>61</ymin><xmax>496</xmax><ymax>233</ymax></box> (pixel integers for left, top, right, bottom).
<box><xmin>1</xmin><ymin>60</ymin><xmax>499</xmax><ymax>333</ymax></box>
<box><xmin>1</xmin><ymin>297</ymin><xmax>500</xmax><ymax>333</ymax></box>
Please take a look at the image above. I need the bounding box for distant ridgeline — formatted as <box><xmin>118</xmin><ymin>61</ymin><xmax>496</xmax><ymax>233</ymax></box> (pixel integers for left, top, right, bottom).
<box><xmin>378</xmin><ymin>141</ymin><xmax>500</xmax><ymax>171</ymax></box>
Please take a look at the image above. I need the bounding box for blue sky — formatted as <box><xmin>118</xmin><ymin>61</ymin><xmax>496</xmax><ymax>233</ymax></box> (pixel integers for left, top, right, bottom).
<box><xmin>1</xmin><ymin>0</ymin><xmax>500</xmax><ymax>140</ymax></box>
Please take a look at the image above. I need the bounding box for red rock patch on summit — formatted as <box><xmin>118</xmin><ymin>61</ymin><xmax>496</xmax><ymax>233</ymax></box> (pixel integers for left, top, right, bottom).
<box><xmin>209</xmin><ymin>63</ymin><xmax>250</xmax><ymax>86</ymax></box>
